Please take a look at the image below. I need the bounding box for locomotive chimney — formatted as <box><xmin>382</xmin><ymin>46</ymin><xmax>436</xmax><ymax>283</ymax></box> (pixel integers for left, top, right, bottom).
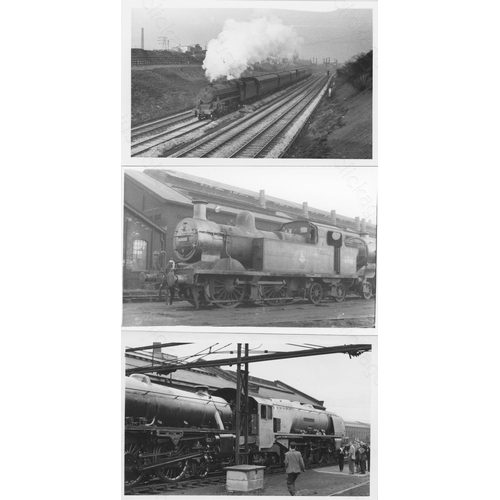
<box><xmin>355</xmin><ymin>216</ymin><xmax>361</xmax><ymax>232</ymax></box>
<box><xmin>302</xmin><ymin>202</ymin><xmax>309</xmax><ymax>219</ymax></box>
<box><xmin>192</xmin><ymin>200</ymin><xmax>208</xmax><ymax>220</ymax></box>
<box><xmin>195</xmin><ymin>386</ymin><xmax>210</xmax><ymax>396</ymax></box>
<box><xmin>330</xmin><ymin>210</ymin><xmax>337</xmax><ymax>225</ymax></box>
<box><xmin>153</xmin><ymin>342</ymin><xmax>163</xmax><ymax>360</ymax></box>
<box><xmin>259</xmin><ymin>189</ymin><xmax>266</xmax><ymax>208</ymax></box>
<box><xmin>360</xmin><ymin>218</ymin><xmax>367</xmax><ymax>233</ymax></box>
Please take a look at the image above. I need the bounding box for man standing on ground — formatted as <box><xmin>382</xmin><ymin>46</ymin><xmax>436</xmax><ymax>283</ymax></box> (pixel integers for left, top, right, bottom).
<box><xmin>337</xmin><ymin>444</ymin><xmax>346</xmax><ymax>472</ymax></box>
<box><xmin>348</xmin><ymin>441</ymin><xmax>356</xmax><ymax>474</ymax></box>
<box><xmin>284</xmin><ymin>442</ymin><xmax>306</xmax><ymax>496</ymax></box>
<box><xmin>359</xmin><ymin>442</ymin><xmax>367</xmax><ymax>474</ymax></box>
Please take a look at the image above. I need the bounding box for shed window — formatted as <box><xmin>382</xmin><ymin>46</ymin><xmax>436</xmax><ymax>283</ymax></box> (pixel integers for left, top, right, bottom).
<box><xmin>132</xmin><ymin>239</ymin><xmax>148</xmax><ymax>270</ymax></box>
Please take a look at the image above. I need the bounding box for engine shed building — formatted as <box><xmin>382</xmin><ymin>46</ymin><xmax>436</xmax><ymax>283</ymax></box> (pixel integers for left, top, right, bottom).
<box><xmin>123</xmin><ymin>168</ymin><xmax>377</xmax><ymax>291</ymax></box>
<box><xmin>344</xmin><ymin>420</ymin><xmax>371</xmax><ymax>443</ymax></box>
<box><xmin>125</xmin><ymin>344</ymin><xmax>328</xmax><ymax>410</ymax></box>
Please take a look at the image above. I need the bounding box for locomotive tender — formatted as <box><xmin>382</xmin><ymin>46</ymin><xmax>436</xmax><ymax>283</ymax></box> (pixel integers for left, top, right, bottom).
<box><xmin>125</xmin><ymin>374</ymin><xmax>346</xmax><ymax>487</ymax></box>
<box><xmin>142</xmin><ymin>201</ymin><xmax>376</xmax><ymax>309</ymax></box>
<box><xmin>195</xmin><ymin>67</ymin><xmax>313</xmax><ymax>120</ymax></box>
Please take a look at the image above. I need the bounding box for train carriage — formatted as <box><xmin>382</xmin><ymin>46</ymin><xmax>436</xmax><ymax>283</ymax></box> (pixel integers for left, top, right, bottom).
<box><xmin>276</xmin><ymin>70</ymin><xmax>293</xmax><ymax>88</ymax></box>
<box><xmin>254</xmin><ymin>73</ymin><xmax>280</xmax><ymax>95</ymax></box>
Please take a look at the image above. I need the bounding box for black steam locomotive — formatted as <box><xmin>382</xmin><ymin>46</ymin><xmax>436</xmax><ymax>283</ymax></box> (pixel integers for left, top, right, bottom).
<box><xmin>141</xmin><ymin>201</ymin><xmax>376</xmax><ymax>309</ymax></box>
<box><xmin>195</xmin><ymin>67</ymin><xmax>313</xmax><ymax>120</ymax></box>
<box><xmin>125</xmin><ymin>374</ymin><xmax>346</xmax><ymax>488</ymax></box>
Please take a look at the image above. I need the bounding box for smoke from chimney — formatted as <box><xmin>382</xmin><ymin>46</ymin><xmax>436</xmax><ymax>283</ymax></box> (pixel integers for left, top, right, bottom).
<box><xmin>203</xmin><ymin>17</ymin><xmax>302</xmax><ymax>81</ymax></box>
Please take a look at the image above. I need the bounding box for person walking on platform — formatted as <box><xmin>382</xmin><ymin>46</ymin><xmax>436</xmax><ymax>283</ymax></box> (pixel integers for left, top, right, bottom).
<box><xmin>366</xmin><ymin>444</ymin><xmax>370</xmax><ymax>472</ymax></box>
<box><xmin>348</xmin><ymin>441</ymin><xmax>356</xmax><ymax>474</ymax></box>
<box><xmin>284</xmin><ymin>442</ymin><xmax>306</xmax><ymax>496</ymax></box>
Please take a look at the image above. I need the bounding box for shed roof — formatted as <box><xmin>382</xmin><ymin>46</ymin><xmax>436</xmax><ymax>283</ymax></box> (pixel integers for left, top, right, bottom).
<box><xmin>125</xmin><ymin>350</ymin><xmax>324</xmax><ymax>407</ymax></box>
<box><xmin>144</xmin><ymin>169</ymin><xmax>376</xmax><ymax>231</ymax></box>
<box><xmin>125</xmin><ymin>169</ymin><xmax>192</xmax><ymax>205</ymax></box>
<box><xmin>124</xmin><ymin>203</ymin><xmax>167</xmax><ymax>234</ymax></box>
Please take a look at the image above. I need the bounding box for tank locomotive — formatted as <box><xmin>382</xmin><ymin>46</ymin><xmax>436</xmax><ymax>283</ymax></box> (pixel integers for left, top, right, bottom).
<box><xmin>195</xmin><ymin>67</ymin><xmax>313</xmax><ymax>120</ymax></box>
<box><xmin>125</xmin><ymin>375</ymin><xmax>346</xmax><ymax>488</ymax></box>
<box><xmin>141</xmin><ymin>201</ymin><xmax>376</xmax><ymax>309</ymax></box>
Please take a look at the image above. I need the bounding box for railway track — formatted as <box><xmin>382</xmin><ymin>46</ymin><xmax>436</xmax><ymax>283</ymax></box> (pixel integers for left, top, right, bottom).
<box><xmin>169</xmin><ymin>75</ymin><xmax>327</xmax><ymax>158</ymax></box>
<box><xmin>130</xmin><ymin>111</ymin><xmax>209</xmax><ymax>157</ymax></box>
<box><xmin>127</xmin><ymin>459</ymin><xmax>339</xmax><ymax>495</ymax></box>
<box><xmin>131</xmin><ymin>110</ymin><xmax>193</xmax><ymax>138</ymax></box>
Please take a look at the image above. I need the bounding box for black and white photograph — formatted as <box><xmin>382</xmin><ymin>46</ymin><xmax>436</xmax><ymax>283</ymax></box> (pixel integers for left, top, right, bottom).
<box><xmin>126</xmin><ymin>1</ymin><xmax>376</xmax><ymax>159</ymax></box>
<box><xmin>123</xmin><ymin>333</ymin><xmax>376</xmax><ymax>495</ymax></box>
<box><xmin>122</xmin><ymin>166</ymin><xmax>377</xmax><ymax>328</ymax></box>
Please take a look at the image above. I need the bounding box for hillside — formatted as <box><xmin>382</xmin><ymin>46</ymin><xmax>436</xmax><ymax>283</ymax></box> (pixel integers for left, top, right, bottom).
<box><xmin>131</xmin><ymin>63</ymin><xmax>319</xmax><ymax>126</ymax></box>
<box><xmin>131</xmin><ymin>66</ymin><xmax>207</xmax><ymax>125</ymax></box>
<box><xmin>285</xmin><ymin>81</ymin><xmax>372</xmax><ymax>159</ymax></box>
<box><xmin>285</xmin><ymin>51</ymin><xmax>373</xmax><ymax>159</ymax></box>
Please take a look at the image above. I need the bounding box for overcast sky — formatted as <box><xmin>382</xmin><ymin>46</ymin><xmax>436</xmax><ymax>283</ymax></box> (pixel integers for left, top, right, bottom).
<box><xmin>123</xmin><ymin>332</ymin><xmax>376</xmax><ymax>422</ymax></box>
<box><xmin>129</xmin><ymin>166</ymin><xmax>378</xmax><ymax>223</ymax></box>
<box><xmin>130</xmin><ymin>3</ymin><xmax>373</xmax><ymax>63</ymax></box>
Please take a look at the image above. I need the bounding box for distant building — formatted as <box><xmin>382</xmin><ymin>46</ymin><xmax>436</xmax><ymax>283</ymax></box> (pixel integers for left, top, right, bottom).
<box><xmin>344</xmin><ymin>421</ymin><xmax>371</xmax><ymax>443</ymax></box>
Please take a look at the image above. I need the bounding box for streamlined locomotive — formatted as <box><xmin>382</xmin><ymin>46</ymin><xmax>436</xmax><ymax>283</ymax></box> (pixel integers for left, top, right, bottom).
<box><xmin>141</xmin><ymin>201</ymin><xmax>376</xmax><ymax>309</ymax></box>
<box><xmin>125</xmin><ymin>375</ymin><xmax>345</xmax><ymax>488</ymax></box>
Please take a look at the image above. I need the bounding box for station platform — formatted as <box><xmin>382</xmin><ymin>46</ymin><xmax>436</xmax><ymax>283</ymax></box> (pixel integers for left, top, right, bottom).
<box><xmin>172</xmin><ymin>465</ymin><xmax>370</xmax><ymax>496</ymax></box>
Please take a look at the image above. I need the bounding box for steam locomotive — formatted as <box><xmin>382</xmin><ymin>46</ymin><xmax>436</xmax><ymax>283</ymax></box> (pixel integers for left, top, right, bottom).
<box><xmin>195</xmin><ymin>67</ymin><xmax>313</xmax><ymax>120</ymax></box>
<box><xmin>141</xmin><ymin>201</ymin><xmax>376</xmax><ymax>309</ymax></box>
<box><xmin>125</xmin><ymin>374</ymin><xmax>346</xmax><ymax>487</ymax></box>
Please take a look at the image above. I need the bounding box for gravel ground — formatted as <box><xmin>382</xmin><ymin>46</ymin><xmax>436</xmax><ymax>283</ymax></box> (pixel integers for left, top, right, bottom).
<box><xmin>122</xmin><ymin>297</ymin><xmax>376</xmax><ymax>328</ymax></box>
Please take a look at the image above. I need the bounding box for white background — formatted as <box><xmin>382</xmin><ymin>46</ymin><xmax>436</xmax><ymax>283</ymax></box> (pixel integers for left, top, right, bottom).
<box><xmin>2</xmin><ymin>1</ymin><xmax>499</xmax><ymax>499</ymax></box>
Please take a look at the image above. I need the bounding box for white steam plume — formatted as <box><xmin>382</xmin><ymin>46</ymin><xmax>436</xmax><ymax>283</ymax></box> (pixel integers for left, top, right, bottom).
<box><xmin>203</xmin><ymin>17</ymin><xmax>302</xmax><ymax>82</ymax></box>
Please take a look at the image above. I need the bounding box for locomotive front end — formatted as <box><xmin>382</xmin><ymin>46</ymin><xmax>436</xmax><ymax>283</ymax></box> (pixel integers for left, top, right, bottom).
<box><xmin>173</xmin><ymin>201</ymin><xmax>224</xmax><ymax>263</ymax></box>
<box><xmin>195</xmin><ymin>85</ymin><xmax>217</xmax><ymax>120</ymax></box>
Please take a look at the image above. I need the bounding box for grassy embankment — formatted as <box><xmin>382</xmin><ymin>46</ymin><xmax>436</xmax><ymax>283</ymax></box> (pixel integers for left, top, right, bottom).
<box><xmin>285</xmin><ymin>51</ymin><xmax>373</xmax><ymax>159</ymax></box>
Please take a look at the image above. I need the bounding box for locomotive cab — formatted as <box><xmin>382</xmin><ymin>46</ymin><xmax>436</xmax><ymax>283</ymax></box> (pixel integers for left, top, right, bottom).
<box><xmin>278</xmin><ymin>220</ymin><xmax>318</xmax><ymax>244</ymax></box>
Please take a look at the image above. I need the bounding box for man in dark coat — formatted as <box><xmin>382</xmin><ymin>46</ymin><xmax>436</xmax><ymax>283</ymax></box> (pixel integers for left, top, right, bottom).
<box><xmin>284</xmin><ymin>442</ymin><xmax>306</xmax><ymax>496</ymax></box>
<box><xmin>358</xmin><ymin>443</ymin><xmax>367</xmax><ymax>474</ymax></box>
<box><xmin>337</xmin><ymin>445</ymin><xmax>346</xmax><ymax>472</ymax></box>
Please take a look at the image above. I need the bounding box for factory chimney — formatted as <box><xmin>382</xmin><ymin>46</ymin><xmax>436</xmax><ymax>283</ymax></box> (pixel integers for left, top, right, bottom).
<box><xmin>192</xmin><ymin>200</ymin><xmax>208</xmax><ymax>220</ymax></box>
<box><xmin>141</xmin><ymin>28</ymin><xmax>144</xmax><ymax>49</ymax></box>
<box><xmin>259</xmin><ymin>190</ymin><xmax>266</xmax><ymax>208</ymax></box>
<box><xmin>330</xmin><ymin>210</ymin><xmax>337</xmax><ymax>225</ymax></box>
<box><xmin>302</xmin><ymin>202</ymin><xmax>309</xmax><ymax>219</ymax></box>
